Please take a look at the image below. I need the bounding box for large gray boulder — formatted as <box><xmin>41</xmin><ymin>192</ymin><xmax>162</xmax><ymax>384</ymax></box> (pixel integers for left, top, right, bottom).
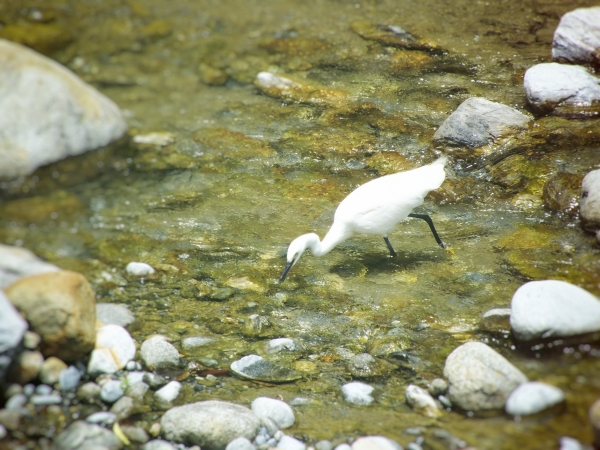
<box><xmin>552</xmin><ymin>7</ymin><xmax>600</xmax><ymax>66</ymax></box>
<box><xmin>443</xmin><ymin>342</ymin><xmax>527</xmax><ymax>411</ymax></box>
<box><xmin>0</xmin><ymin>39</ymin><xmax>127</xmax><ymax>179</ymax></box>
<box><xmin>433</xmin><ymin>97</ymin><xmax>531</xmax><ymax>149</ymax></box>
<box><xmin>510</xmin><ymin>280</ymin><xmax>600</xmax><ymax>341</ymax></box>
<box><xmin>160</xmin><ymin>401</ymin><xmax>261</xmax><ymax>450</ymax></box>
<box><xmin>523</xmin><ymin>63</ymin><xmax>600</xmax><ymax>115</ymax></box>
<box><xmin>580</xmin><ymin>169</ymin><xmax>600</xmax><ymax>235</ymax></box>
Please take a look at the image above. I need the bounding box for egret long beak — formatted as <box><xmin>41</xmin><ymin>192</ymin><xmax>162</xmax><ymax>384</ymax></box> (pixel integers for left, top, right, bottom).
<box><xmin>279</xmin><ymin>261</ymin><xmax>294</xmax><ymax>283</ymax></box>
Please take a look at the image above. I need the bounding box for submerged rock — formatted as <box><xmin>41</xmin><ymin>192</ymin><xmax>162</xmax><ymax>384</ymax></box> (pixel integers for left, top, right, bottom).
<box><xmin>523</xmin><ymin>63</ymin><xmax>600</xmax><ymax>117</ymax></box>
<box><xmin>543</xmin><ymin>172</ymin><xmax>584</xmax><ymax>216</ymax></box>
<box><xmin>350</xmin><ymin>21</ymin><xmax>441</xmax><ymax>53</ymax></box>
<box><xmin>580</xmin><ymin>169</ymin><xmax>600</xmax><ymax>234</ymax></box>
<box><xmin>96</xmin><ymin>303</ymin><xmax>135</xmax><ymax>327</ymax></box>
<box><xmin>0</xmin><ymin>244</ymin><xmax>60</xmax><ymax>289</ymax></box>
<box><xmin>443</xmin><ymin>342</ymin><xmax>527</xmax><ymax>411</ymax></box>
<box><xmin>39</xmin><ymin>356</ymin><xmax>68</xmax><ymax>386</ymax></box>
<box><xmin>505</xmin><ymin>381</ymin><xmax>565</xmax><ymax>416</ymax></box>
<box><xmin>590</xmin><ymin>398</ymin><xmax>600</xmax><ymax>448</ymax></box>
<box><xmin>0</xmin><ymin>39</ymin><xmax>127</xmax><ymax>179</ymax></box>
<box><xmin>230</xmin><ymin>355</ymin><xmax>302</xmax><ymax>383</ymax></box>
<box><xmin>5</xmin><ymin>271</ymin><xmax>96</xmax><ymax>361</ymax></box>
<box><xmin>254</xmin><ymin>71</ymin><xmax>347</xmax><ymax>107</ymax></box>
<box><xmin>510</xmin><ymin>280</ymin><xmax>600</xmax><ymax>341</ymax></box>
<box><xmin>552</xmin><ymin>7</ymin><xmax>600</xmax><ymax>67</ymax></box>
<box><xmin>160</xmin><ymin>401</ymin><xmax>261</xmax><ymax>449</ymax></box>
<box><xmin>433</xmin><ymin>97</ymin><xmax>531</xmax><ymax>160</ymax></box>
<box><xmin>480</xmin><ymin>308</ymin><xmax>511</xmax><ymax>333</ymax></box>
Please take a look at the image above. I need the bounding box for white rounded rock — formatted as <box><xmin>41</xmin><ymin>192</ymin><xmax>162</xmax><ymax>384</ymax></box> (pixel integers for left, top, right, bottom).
<box><xmin>87</xmin><ymin>325</ymin><xmax>136</xmax><ymax>376</ymax></box>
<box><xmin>524</xmin><ymin>63</ymin><xmax>600</xmax><ymax>114</ymax></box>
<box><xmin>225</xmin><ymin>437</ymin><xmax>255</xmax><ymax>450</ymax></box>
<box><xmin>351</xmin><ymin>436</ymin><xmax>402</xmax><ymax>450</ymax></box>
<box><xmin>277</xmin><ymin>435</ymin><xmax>306</xmax><ymax>450</ymax></box>
<box><xmin>510</xmin><ymin>280</ymin><xmax>600</xmax><ymax>341</ymax></box>
<box><xmin>341</xmin><ymin>382</ymin><xmax>374</xmax><ymax>406</ymax></box>
<box><xmin>552</xmin><ymin>7</ymin><xmax>600</xmax><ymax>65</ymax></box>
<box><xmin>126</xmin><ymin>262</ymin><xmax>155</xmax><ymax>276</ymax></box>
<box><xmin>405</xmin><ymin>384</ymin><xmax>440</xmax><ymax>418</ymax></box>
<box><xmin>251</xmin><ymin>396</ymin><xmax>295</xmax><ymax>429</ymax></box>
<box><xmin>154</xmin><ymin>381</ymin><xmax>181</xmax><ymax>404</ymax></box>
<box><xmin>505</xmin><ymin>381</ymin><xmax>565</xmax><ymax>416</ymax></box>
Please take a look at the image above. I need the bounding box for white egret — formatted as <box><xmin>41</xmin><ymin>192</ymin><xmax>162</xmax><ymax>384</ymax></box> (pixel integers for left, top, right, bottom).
<box><xmin>279</xmin><ymin>156</ymin><xmax>448</xmax><ymax>283</ymax></box>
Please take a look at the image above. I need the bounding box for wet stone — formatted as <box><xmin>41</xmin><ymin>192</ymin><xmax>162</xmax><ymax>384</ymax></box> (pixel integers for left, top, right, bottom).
<box><xmin>541</xmin><ymin>172</ymin><xmax>584</xmax><ymax>216</ymax></box>
<box><xmin>143</xmin><ymin>440</ymin><xmax>177</xmax><ymax>450</ymax></box>
<box><xmin>85</xmin><ymin>411</ymin><xmax>117</xmax><ymax>426</ymax></box>
<box><xmin>39</xmin><ymin>356</ymin><xmax>68</xmax><ymax>386</ymax></box>
<box><xmin>252</xmin><ymin>397</ymin><xmax>295</xmax><ymax>429</ymax></box>
<box><xmin>100</xmin><ymin>380</ymin><xmax>125</xmax><ymax>404</ymax></box>
<box><xmin>589</xmin><ymin>398</ymin><xmax>600</xmax><ymax>448</ymax></box>
<box><xmin>96</xmin><ymin>303</ymin><xmax>135</xmax><ymax>327</ymax></box>
<box><xmin>505</xmin><ymin>382</ymin><xmax>565</xmax><ymax>416</ymax></box>
<box><xmin>341</xmin><ymin>381</ymin><xmax>374</xmax><ymax>406</ymax></box>
<box><xmin>143</xmin><ymin>372</ymin><xmax>169</xmax><ymax>389</ymax></box>
<box><xmin>277</xmin><ymin>435</ymin><xmax>306</xmax><ymax>450</ymax></box>
<box><xmin>266</xmin><ymin>338</ymin><xmax>298</xmax><ymax>354</ymax></box>
<box><xmin>77</xmin><ymin>382</ymin><xmax>101</xmax><ymax>404</ymax></box>
<box><xmin>523</xmin><ymin>63</ymin><xmax>600</xmax><ymax>117</ymax></box>
<box><xmin>161</xmin><ymin>401</ymin><xmax>261</xmax><ymax>449</ymax></box>
<box><xmin>480</xmin><ymin>308</ymin><xmax>512</xmax><ymax>333</ymax></box>
<box><xmin>444</xmin><ymin>341</ymin><xmax>528</xmax><ymax>411</ymax></box>
<box><xmin>230</xmin><ymin>355</ymin><xmax>302</xmax><ymax>383</ymax></box>
<box><xmin>433</xmin><ymin>97</ymin><xmax>531</xmax><ymax>159</ymax></box>
<box><xmin>182</xmin><ymin>336</ymin><xmax>218</xmax><ymax>349</ymax></box>
<box><xmin>580</xmin><ymin>169</ymin><xmax>600</xmax><ymax>234</ymax></box>
<box><xmin>552</xmin><ymin>7</ymin><xmax>600</xmax><ymax>67</ymax></box>
<box><xmin>510</xmin><ymin>280</ymin><xmax>600</xmax><ymax>341</ymax></box>
<box><xmin>51</xmin><ymin>420</ymin><xmax>123</xmax><ymax>450</ymax></box>
<box><xmin>110</xmin><ymin>395</ymin><xmax>135</xmax><ymax>420</ymax></box>
<box><xmin>121</xmin><ymin>425</ymin><xmax>150</xmax><ymax>444</ymax></box>
<box><xmin>350</xmin><ymin>21</ymin><xmax>442</xmax><ymax>53</ymax></box>
<box><xmin>226</xmin><ymin>436</ymin><xmax>255</xmax><ymax>450</ymax></box>
<box><xmin>30</xmin><ymin>394</ymin><xmax>62</xmax><ymax>406</ymax></box>
<box><xmin>405</xmin><ymin>384</ymin><xmax>441</xmax><ymax>418</ymax></box>
<box><xmin>348</xmin><ymin>353</ymin><xmax>384</xmax><ymax>378</ymax></box>
<box><xmin>126</xmin><ymin>262</ymin><xmax>155</xmax><ymax>276</ymax></box>
<box><xmin>428</xmin><ymin>378</ymin><xmax>448</xmax><ymax>397</ymax></box>
<box><xmin>351</xmin><ymin>436</ymin><xmax>403</xmax><ymax>450</ymax></box>
<box><xmin>154</xmin><ymin>381</ymin><xmax>182</xmax><ymax>407</ymax></box>
<box><xmin>140</xmin><ymin>336</ymin><xmax>180</xmax><ymax>370</ymax></box>
<box><xmin>59</xmin><ymin>365</ymin><xmax>81</xmax><ymax>391</ymax></box>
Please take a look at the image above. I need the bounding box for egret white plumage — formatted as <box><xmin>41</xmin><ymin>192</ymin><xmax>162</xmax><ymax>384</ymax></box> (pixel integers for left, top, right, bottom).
<box><xmin>279</xmin><ymin>156</ymin><xmax>448</xmax><ymax>283</ymax></box>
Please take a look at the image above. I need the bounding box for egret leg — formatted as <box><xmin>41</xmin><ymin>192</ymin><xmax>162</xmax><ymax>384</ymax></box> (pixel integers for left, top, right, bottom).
<box><xmin>383</xmin><ymin>237</ymin><xmax>397</xmax><ymax>257</ymax></box>
<box><xmin>408</xmin><ymin>213</ymin><xmax>445</xmax><ymax>248</ymax></box>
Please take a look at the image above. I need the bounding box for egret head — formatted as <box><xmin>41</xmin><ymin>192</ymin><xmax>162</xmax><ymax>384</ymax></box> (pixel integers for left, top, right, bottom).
<box><xmin>279</xmin><ymin>233</ymin><xmax>319</xmax><ymax>283</ymax></box>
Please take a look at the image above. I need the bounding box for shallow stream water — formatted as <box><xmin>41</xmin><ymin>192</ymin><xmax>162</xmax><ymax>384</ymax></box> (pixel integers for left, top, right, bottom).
<box><xmin>1</xmin><ymin>0</ymin><xmax>600</xmax><ymax>449</ymax></box>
